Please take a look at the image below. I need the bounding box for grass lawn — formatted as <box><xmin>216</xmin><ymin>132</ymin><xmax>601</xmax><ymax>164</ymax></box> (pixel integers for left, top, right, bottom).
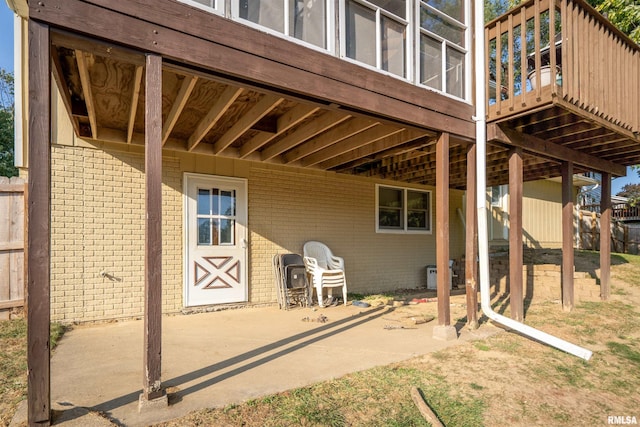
<box><xmin>1</xmin><ymin>251</ymin><xmax>639</xmax><ymax>426</ymax></box>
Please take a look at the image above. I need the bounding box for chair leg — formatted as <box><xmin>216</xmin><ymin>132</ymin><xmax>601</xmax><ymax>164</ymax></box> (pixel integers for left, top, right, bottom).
<box><xmin>316</xmin><ymin>283</ymin><xmax>324</xmax><ymax>307</ymax></box>
<box><xmin>342</xmin><ymin>285</ymin><xmax>347</xmax><ymax>306</ymax></box>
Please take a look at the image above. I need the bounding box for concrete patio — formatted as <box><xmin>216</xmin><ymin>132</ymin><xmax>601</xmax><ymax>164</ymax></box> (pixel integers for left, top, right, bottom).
<box><xmin>13</xmin><ymin>296</ymin><xmax>499</xmax><ymax>426</ymax></box>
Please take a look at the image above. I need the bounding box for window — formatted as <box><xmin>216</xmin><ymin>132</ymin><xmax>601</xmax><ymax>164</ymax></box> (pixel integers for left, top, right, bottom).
<box><xmin>179</xmin><ymin>0</ymin><xmax>224</xmax><ymax>15</ymax></box>
<box><xmin>197</xmin><ymin>188</ymin><xmax>237</xmax><ymax>245</ymax></box>
<box><xmin>377</xmin><ymin>185</ymin><xmax>431</xmax><ymax>233</ymax></box>
<box><xmin>235</xmin><ymin>0</ymin><xmax>328</xmax><ymax>49</ymax></box>
<box><xmin>180</xmin><ymin>0</ymin><xmax>470</xmax><ymax>100</ymax></box>
<box><xmin>418</xmin><ymin>0</ymin><xmax>468</xmax><ymax>98</ymax></box>
<box><xmin>490</xmin><ymin>185</ymin><xmax>506</xmax><ymax>207</ymax></box>
<box><xmin>344</xmin><ymin>0</ymin><xmax>409</xmax><ymax>78</ymax></box>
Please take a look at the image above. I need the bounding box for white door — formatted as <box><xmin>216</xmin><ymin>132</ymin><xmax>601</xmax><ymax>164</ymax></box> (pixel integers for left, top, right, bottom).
<box><xmin>184</xmin><ymin>173</ymin><xmax>248</xmax><ymax>306</ymax></box>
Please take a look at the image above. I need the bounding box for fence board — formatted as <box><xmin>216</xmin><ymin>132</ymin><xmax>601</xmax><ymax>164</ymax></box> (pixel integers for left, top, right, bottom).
<box><xmin>579</xmin><ymin>208</ymin><xmax>640</xmax><ymax>255</ymax></box>
<box><xmin>0</xmin><ymin>176</ymin><xmax>26</xmax><ymax>318</ymax></box>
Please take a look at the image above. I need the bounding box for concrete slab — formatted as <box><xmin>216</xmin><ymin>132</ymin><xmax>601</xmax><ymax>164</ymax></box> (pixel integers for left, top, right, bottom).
<box><xmin>15</xmin><ymin>300</ymin><xmax>499</xmax><ymax>426</ymax></box>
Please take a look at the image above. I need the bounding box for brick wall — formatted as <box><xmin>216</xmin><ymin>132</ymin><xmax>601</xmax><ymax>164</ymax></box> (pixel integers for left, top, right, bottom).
<box><xmin>487</xmin><ymin>253</ymin><xmax>601</xmax><ymax>303</ymax></box>
<box><xmin>50</xmin><ymin>145</ymin><xmax>183</xmax><ymax>322</ymax></box>
<box><xmin>50</xmin><ymin>143</ymin><xmax>466</xmax><ymax>322</ymax></box>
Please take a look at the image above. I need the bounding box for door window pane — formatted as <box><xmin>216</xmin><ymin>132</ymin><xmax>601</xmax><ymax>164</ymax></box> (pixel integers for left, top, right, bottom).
<box><xmin>198</xmin><ymin>218</ymin><xmax>211</xmax><ymax>245</ymax></box>
<box><xmin>219</xmin><ymin>219</ymin><xmax>235</xmax><ymax>245</ymax></box>
<box><xmin>420</xmin><ymin>35</ymin><xmax>442</xmax><ymax>90</ymax></box>
<box><xmin>197</xmin><ymin>189</ymin><xmax>210</xmax><ymax>215</ymax></box>
<box><xmin>381</xmin><ymin>16</ymin><xmax>406</xmax><ymax>77</ymax></box>
<box><xmin>346</xmin><ymin>1</ymin><xmax>376</xmax><ymax>67</ymax></box>
<box><xmin>446</xmin><ymin>46</ymin><xmax>465</xmax><ymax>98</ymax></box>
<box><xmin>240</xmin><ymin>0</ymin><xmax>285</xmax><ymax>32</ymax></box>
<box><xmin>220</xmin><ymin>190</ymin><xmax>236</xmax><ymax>216</ymax></box>
<box><xmin>290</xmin><ymin>0</ymin><xmax>326</xmax><ymax>48</ymax></box>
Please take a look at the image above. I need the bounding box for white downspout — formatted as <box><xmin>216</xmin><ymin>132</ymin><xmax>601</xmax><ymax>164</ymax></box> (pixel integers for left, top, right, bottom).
<box><xmin>473</xmin><ymin>0</ymin><xmax>591</xmax><ymax>361</ymax></box>
<box><xmin>13</xmin><ymin>13</ymin><xmax>24</xmax><ymax>169</ymax></box>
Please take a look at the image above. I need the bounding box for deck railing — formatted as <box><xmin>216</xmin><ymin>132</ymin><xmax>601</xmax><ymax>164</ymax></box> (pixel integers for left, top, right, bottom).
<box><xmin>582</xmin><ymin>203</ymin><xmax>640</xmax><ymax>221</ymax></box>
<box><xmin>485</xmin><ymin>0</ymin><xmax>640</xmax><ymax>133</ymax></box>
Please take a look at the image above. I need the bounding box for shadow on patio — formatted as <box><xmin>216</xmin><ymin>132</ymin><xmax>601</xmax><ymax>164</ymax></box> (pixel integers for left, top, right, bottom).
<box><xmin>41</xmin><ymin>298</ymin><xmax>497</xmax><ymax>426</ymax></box>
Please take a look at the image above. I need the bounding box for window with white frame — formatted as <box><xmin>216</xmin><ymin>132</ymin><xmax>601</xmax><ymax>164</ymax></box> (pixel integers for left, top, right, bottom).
<box><xmin>490</xmin><ymin>185</ymin><xmax>506</xmax><ymax>207</ymax></box>
<box><xmin>377</xmin><ymin>185</ymin><xmax>432</xmax><ymax>233</ymax></box>
<box><xmin>343</xmin><ymin>0</ymin><xmax>409</xmax><ymax>79</ymax></box>
<box><xmin>235</xmin><ymin>0</ymin><xmax>328</xmax><ymax>49</ymax></box>
<box><xmin>418</xmin><ymin>0</ymin><xmax>468</xmax><ymax>98</ymax></box>
<box><xmin>178</xmin><ymin>0</ymin><xmax>470</xmax><ymax>101</ymax></box>
<box><xmin>179</xmin><ymin>0</ymin><xmax>224</xmax><ymax>15</ymax></box>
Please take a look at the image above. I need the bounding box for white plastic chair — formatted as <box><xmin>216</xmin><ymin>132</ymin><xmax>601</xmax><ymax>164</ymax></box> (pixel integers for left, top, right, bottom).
<box><xmin>303</xmin><ymin>241</ymin><xmax>347</xmax><ymax>307</ymax></box>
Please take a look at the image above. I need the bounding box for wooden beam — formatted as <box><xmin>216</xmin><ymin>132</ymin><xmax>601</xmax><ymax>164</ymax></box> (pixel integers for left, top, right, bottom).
<box><xmin>127</xmin><ymin>65</ymin><xmax>143</xmax><ymax>144</ymax></box>
<box><xmin>283</xmin><ymin>117</ymin><xmax>379</xmax><ymax>164</ymax></box>
<box><xmin>465</xmin><ymin>144</ymin><xmax>478</xmax><ymax>329</ymax></box>
<box><xmin>33</xmin><ymin>0</ymin><xmax>476</xmax><ymax>139</ymax></box>
<box><xmin>162</xmin><ymin>75</ymin><xmax>197</xmax><ymax>145</ymax></box>
<box><xmin>561</xmin><ymin>161</ymin><xmax>575</xmax><ymax>312</ymax></box>
<box><xmin>300</xmin><ymin>125</ymin><xmax>407</xmax><ymax>167</ymax></box>
<box><xmin>27</xmin><ymin>19</ymin><xmax>52</xmax><ymax>426</ymax></box>
<box><xmin>75</xmin><ymin>49</ymin><xmax>98</xmax><ymax>139</ymax></box>
<box><xmin>51</xmin><ymin>29</ymin><xmax>145</xmax><ymax>65</ymax></box>
<box><xmin>488</xmin><ymin>124</ymin><xmax>626</xmax><ymax>177</ymax></box>
<box><xmin>143</xmin><ymin>53</ymin><xmax>164</xmax><ymax>402</ymax></box>
<box><xmin>436</xmin><ymin>133</ymin><xmax>451</xmax><ymax>327</ymax></box>
<box><xmin>509</xmin><ymin>147</ymin><xmax>524</xmax><ymax>321</ymax></box>
<box><xmin>600</xmin><ymin>172</ymin><xmax>611</xmax><ymax>300</ymax></box>
<box><xmin>51</xmin><ymin>47</ymin><xmax>81</xmax><ymax>136</ymax></box>
<box><xmin>239</xmin><ymin>104</ymin><xmax>319</xmax><ymax>158</ymax></box>
<box><xmin>187</xmin><ymin>85</ymin><xmax>243</xmax><ymax>152</ymax></box>
<box><xmin>260</xmin><ymin>111</ymin><xmax>350</xmax><ymax>161</ymax></box>
<box><xmin>321</xmin><ymin>132</ymin><xmax>432</xmax><ymax>170</ymax></box>
<box><xmin>212</xmin><ymin>94</ymin><xmax>284</xmax><ymax>154</ymax></box>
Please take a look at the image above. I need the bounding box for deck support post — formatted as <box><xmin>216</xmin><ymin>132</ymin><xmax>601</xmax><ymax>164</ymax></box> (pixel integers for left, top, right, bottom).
<box><xmin>561</xmin><ymin>161</ymin><xmax>575</xmax><ymax>312</ymax></box>
<box><xmin>27</xmin><ymin>20</ymin><xmax>52</xmax><ymax>427</ymax></box>
<box><xmin>600</xmin><ymin>172</ymin><xmax>611</xmax><ymax>300</ymax></box>
<box><xmin>465</xmin><ymin>144</ymin><xmax>478</xmax><ymax>329</ymax></box>
<box><xmin>509</xmin><ymin>147</ymin><xmax>523</xmax><ymax>321</ymax></box>
<box><xmin>140</xmin><ymin>53</ymin><xmax>167</xmax><ymax>409</ymax></box>
<box><xmin>433</xmin><ymin>132</ymin><xmax>456</xmax><ymax>341</ymax></box>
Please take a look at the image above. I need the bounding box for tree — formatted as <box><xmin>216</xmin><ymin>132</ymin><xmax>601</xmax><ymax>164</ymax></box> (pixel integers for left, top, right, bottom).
<box><xmin>617</xmin><ymin>183</ymin><xmax>640</xmax><ymax>206</ymax></box>
<box><xmin>0</xmin><ymin>68</ymin><xmax>17</xmax><ymax>178</ymax></box>
<box><xmin>586</xmin><ymin>0</ymin><xmax>640</xmax><ymax>44</ymax></box>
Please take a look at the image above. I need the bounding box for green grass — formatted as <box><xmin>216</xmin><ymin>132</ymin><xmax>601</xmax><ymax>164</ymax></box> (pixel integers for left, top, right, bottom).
<box><xmin>0</xmin><ymin>319</ymin><xmax>68</xmax><ymax>426</ymax></box>
<box><xmin>607</xmin><ymin>341</ymin><xmax>640</xmax><ymax>367</ymax></box>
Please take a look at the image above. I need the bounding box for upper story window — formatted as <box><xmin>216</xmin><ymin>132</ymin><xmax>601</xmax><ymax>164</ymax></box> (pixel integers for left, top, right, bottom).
<box><xmin>181</xmin><ymin>0</ymin><xmax>224</xmax><ymax>14</ymax></box>
<box><xmin>418</xmin><ymin>0</ymin><xmax>468</xmax><ymax>98</ymax></box>
<box><xmin>179</xmin><ymin>0</ymin><xmax>469</xmax><ymax>101</ymax></box>
<box><xmin>342</xmin><ymin>0</ymin><xmax>409</xmax><ymax>79</ymax></box>
<box><xmin>234</xmin><ymin>0</ymin><xmax>328</xmax><ymax>49</ymax></box>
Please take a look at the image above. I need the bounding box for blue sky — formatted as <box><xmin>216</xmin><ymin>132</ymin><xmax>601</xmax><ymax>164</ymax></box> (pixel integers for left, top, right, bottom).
<box><xmin>1</xmin><ymin>4</ymin><xmax>13</xmax><ymax>73</ymax></box>
<box><xmin>0</xmin><ymin>4</ymin><xmax>637</xmax><ymax>193</ymax></box>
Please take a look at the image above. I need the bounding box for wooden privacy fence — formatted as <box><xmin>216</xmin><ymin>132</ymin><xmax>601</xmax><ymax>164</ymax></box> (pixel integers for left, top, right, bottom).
<box><xmin>579</xmin><ymin>209</ymin><xmax>640</xmax><ymax>255</ymax></box>
<box><xmin>0</xmin><ymin>176</ymin><xmax>26</xmax><ymax>319</ymax></box>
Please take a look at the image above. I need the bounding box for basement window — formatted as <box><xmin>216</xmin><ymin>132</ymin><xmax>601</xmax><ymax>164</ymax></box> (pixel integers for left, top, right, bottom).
<box><xmin>376</xmin><ymin>184</ymin><xmax>432</xmax><ymax>233</ymax></box>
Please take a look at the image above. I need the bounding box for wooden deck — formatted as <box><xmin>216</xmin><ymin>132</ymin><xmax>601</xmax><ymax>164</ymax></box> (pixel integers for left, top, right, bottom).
<box><xmin>485</xmin><ymin>0</ymin><xmax>640</xmax><ymax>184</ymax></box>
